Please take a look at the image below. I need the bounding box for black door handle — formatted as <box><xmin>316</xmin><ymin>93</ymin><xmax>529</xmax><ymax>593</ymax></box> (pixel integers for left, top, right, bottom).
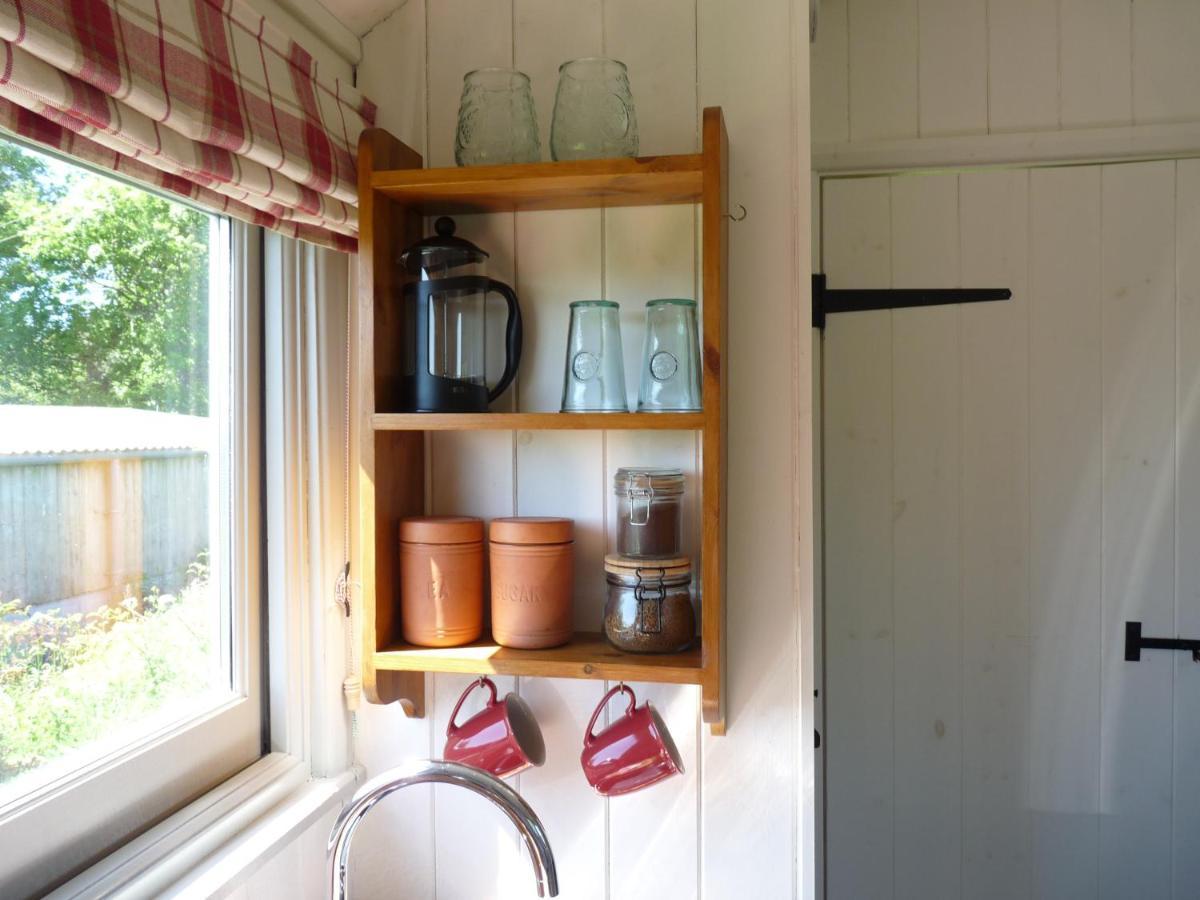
<box><xmin>1125</xmin><ymin>621</ymin><xmax>1200</xmax><ymax>662</ymax></box>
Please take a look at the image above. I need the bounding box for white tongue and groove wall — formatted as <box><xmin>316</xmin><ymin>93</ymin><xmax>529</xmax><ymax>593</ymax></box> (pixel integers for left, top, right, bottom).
<box><xmin>813</xmin><ymin>3</ymin><xmax>1200</xmax><ymax>900</ymax></box>
<box><xmin>812</xmin><ymin>0</ymin><xmax>1200</xmax><ymax>149</ymax></box>
<box><xmin>335</xmin><ymin>1</ymin><xmax>811</xmax><ymax>899</ymax></box>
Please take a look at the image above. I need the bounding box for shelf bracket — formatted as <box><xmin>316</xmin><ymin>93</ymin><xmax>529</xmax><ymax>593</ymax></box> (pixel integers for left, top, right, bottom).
<box><xmin>811</xmin><ymin>273</ymin><xmax>1012</xmax><ymax>329</ymax></box>
<box><xmin>1125</xmin><ymin>620</ymin><xmax>1200</xmax><ymax>662</ymax></box>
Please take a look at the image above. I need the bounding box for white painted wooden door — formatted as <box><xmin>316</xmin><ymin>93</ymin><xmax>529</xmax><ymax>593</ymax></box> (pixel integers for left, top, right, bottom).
<box><xmin>820</xmin><ymin>161</ymin><xmax>1200</xmax><ymax>900</ymax></box>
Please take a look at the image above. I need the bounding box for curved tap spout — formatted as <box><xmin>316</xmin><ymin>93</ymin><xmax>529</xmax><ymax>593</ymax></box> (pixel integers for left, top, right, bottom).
<box><xmin>327</xmin><ymin>759</ymin><xmax>558</xmax><ymax>899</ymax></box>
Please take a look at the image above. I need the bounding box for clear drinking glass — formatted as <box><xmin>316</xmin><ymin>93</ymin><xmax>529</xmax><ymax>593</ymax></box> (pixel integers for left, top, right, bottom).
<box><xmin>561</xmin><ymin>300</ymin><xmax>629</xmax><ymax>412</ymax></box>
<box><xmin>455</xmin><ymin>68</ymin><xmax>541</xmax><ymax>166</ymax></box>
<box><xmin>637</xmin><ymin>299</ymin><xmax>702</xmax><ymax>412</ymax></box>
<box><xmin>550</xmin><ymin>58</ymin><xmax>639</xmax><ymax>161</ymax></box>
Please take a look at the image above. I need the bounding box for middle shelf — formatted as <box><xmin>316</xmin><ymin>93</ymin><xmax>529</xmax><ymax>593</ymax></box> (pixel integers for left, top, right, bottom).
<box><xmin>373</xmin><ymin>412</ymin><xmax>705</xmax><ymax>431</ymax></box>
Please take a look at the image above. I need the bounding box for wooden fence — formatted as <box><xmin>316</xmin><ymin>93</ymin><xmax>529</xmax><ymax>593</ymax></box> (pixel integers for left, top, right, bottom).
<box><xmin>0</xmin><ymin>451</ymin><xmax>209</xmax><ymax>613</ymax></box>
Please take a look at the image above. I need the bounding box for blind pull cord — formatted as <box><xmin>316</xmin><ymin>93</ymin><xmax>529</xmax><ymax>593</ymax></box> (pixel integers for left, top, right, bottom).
<box><xmin>337</xmin><ymin>282</ymin><xmax>361</xmax><ymax>735</ymax></box>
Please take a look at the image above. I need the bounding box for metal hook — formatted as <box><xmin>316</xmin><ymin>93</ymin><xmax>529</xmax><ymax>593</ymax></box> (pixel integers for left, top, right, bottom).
<box><xmin>724</xmin><ymin>204</ymin><xmax>747</xmax><ymax>222</ymax></box>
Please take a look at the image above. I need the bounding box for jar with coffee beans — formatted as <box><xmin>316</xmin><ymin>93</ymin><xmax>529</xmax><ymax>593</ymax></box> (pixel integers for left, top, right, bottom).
<box><xmin>603</xmin><ymin>554</ymin><xmax>695</xmax><ymax>653</ymax></box>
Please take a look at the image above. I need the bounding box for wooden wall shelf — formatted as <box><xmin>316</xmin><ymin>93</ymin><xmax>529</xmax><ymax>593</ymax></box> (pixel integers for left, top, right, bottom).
<box><xmin>354</xmin><ymin>108</ymin><xmax>728</xmax><ymax>733</ymax></box>
<box><xmin>373</xmin><ymin>412</ymin><xmax>705</xmax><ymax>431</ymax></box>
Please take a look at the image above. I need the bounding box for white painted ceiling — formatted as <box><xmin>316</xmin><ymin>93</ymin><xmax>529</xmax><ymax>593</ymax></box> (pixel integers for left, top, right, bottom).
<box><xmin>314</xmin><ymin>0</ymin><xmax>404</xmax><ymax>37</ymax></box>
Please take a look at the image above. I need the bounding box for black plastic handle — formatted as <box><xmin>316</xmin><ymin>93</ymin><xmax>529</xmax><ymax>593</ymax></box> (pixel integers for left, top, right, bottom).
<box><xmin>487</xmin><ymin>278</ymin><xmax>522</xmax><ymax>403</ymax></box>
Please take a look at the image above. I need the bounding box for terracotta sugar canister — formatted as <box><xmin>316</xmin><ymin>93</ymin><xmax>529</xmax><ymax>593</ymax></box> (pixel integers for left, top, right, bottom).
<box><xmin>489</xmin><ymin>517</ymin><xmax>575</xmax><ymax>649</ymax></box>
<box><xmin>399</xmin><ymin>516</ymin><xmax>484</xmax><ymax>647</ymax></box>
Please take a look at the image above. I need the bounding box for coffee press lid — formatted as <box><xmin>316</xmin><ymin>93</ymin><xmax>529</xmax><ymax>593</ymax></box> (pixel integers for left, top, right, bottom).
<box><xmin>398</xmin><ymin>216</ymin><xmax>489</xmax><ymax>274</ymax></box>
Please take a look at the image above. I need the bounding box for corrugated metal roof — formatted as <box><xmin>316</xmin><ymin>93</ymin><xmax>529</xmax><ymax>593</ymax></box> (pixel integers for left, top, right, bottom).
<box><xmin>0</xmin><ymin>405</ymin><xmax>211</xmax><ymax>456</ymax></box>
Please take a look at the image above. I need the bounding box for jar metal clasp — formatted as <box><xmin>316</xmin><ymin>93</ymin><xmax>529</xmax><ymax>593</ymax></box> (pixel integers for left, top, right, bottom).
<box><xmin>633</xmin><ymin>566</ymin><xmax>666</xmax><ymax>635</ymax></box>
<box><xmin>627</xmin><ymin>472</ymin><xmax>655</xmax><ymax>527</ymax></box>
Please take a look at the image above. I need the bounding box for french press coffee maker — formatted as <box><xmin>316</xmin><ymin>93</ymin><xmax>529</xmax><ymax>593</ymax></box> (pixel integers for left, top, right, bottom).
<box><xmin>397</xmin><ymin>217</ymin><xmax>522</xmax><ymax>412</ymax></box>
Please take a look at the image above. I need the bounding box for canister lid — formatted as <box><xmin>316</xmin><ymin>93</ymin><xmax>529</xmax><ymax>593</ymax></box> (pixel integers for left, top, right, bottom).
<box><xmin>603</xmin><ymin>553</ymin><xmax>692</xmax><ymax>577</ymax></box>
<box><xmin>489</xmin><ymin>516</ymin><xmax>575</xmax><ymax>545</ymax></box>
<box><xmin>399</xmin><ymin>515</ymin><xmax>484</xmax><ymax>544</ymax></box>
<box><xmin>612</xmin><ymin>467</ymin><xmax>685</xmax><ymax>494</ymax></box>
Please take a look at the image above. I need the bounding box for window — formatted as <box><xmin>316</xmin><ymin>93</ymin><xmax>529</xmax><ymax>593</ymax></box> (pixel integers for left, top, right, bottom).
<box><xmin>0</xmin><ymin>137</ymin><xmax>262</xmax><ymax>896</ymax></box>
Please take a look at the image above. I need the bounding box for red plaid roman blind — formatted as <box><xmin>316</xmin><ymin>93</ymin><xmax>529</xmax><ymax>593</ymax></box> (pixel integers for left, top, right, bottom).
<box><xmin>0</xmin><ymin>0</ymin><xmax>377</xmax><ymax>251</ymax></box>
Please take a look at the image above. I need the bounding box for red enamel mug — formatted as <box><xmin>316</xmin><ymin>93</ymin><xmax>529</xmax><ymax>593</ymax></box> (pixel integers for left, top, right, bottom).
<box><xmin>580</xmin><ymin>683</ymin><xmax>684</xmax><ymax>797</ymax></box>
<box><xmin>444</xmin><ymin>676</ymin><xmax>546</xmax><ymax>779</ymax></box>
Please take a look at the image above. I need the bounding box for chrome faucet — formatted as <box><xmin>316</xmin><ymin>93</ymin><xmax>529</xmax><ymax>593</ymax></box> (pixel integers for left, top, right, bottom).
<box><xmin>326</xmin><ymin>759</ymin><xmax>559</xmax><ymax>899</ymax></box>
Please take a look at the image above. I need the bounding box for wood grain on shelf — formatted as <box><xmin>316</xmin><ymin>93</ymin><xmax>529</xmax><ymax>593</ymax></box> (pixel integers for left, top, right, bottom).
<box><xmin>371</xmin><ymin>154</ymin><xmax>704</xmax><ymax>214</ymax></box>
<box><xmin>374</xmin><ymin>632</ymin><xmax>703</xmax><ymax>683</ymax></box>
<box><xmin>355</xmin><ymin>128</ymin><xmax>427</xmax><ymax>714</ymax></box>
<box><xmin>373</xmin><ymin>412</ymin><xmax>705</xmax><ymax>431</ymax></box>
<box><xmin>700</xmin><ymin>107</ymin><xmax>729</xmax><ymax>733</ymax></box>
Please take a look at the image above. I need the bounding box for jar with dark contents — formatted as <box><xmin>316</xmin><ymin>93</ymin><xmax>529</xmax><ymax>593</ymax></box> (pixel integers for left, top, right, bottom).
<box><xmin>613</xmin><ymin>467</ymin><xmax>683</xmax><ymax>559</ymax></box>
<box><xmin>603</xmin><ymin>554</ymin><xmax>695</xmax><ymax>653</ymax></box>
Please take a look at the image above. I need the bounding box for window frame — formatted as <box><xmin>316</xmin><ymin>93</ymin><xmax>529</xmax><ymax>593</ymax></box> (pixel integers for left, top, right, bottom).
<box><xmin>0</xmin><ymin>204</ymin><xmax>265</xmax><ymax>898</ymax></box>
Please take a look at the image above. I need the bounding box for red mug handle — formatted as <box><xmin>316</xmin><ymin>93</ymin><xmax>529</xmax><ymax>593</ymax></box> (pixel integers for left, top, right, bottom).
<box><xmin>447</xmin><ymin>676</ymin><xmax>498</xmax><ymax>737</ymax></box>
<box><xmin>584</xmin><ymin>683</ymin><xmax>637</xmax><ymax>746</ymax></box>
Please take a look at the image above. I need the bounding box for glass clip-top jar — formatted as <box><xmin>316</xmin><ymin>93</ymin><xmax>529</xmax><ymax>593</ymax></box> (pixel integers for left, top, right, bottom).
<box><xmin>603</xmin><ymin>554</ymin><xmax>695</xmax><ymax>653</ymax></box>
<box><xmin>613</xmin><ymin>467</ymin><xmax>684</xmax><ymax>559</ymax></box>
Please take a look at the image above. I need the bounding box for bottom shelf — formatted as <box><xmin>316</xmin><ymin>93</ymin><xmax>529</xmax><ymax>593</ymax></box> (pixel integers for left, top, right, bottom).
<box><xmin>374</xmin><ymin>631</ymin><xmax>703</xmax><ymax>684</ymax></box>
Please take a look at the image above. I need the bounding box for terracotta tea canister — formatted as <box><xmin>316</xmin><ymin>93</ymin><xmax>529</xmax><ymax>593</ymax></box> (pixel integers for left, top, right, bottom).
<box><xmin>489</xmin><ymin>517</ymin><xmax>574</xmax><ymax>649</ymax></box>
<box><xmin>399</xmin><ymin>516</ymin><xmax>484</xmax><ymax>647</ymax></box>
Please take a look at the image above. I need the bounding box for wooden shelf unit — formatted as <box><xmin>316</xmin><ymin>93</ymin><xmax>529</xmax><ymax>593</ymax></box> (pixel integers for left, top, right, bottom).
<box><xmin>354</xmin><ymin>108</ymin><xmax>728</xmax><ymax>733</ymax></box>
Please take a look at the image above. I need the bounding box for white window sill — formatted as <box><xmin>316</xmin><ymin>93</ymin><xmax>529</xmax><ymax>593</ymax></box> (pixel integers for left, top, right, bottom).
<box><xmin>47</xmin><ymin>753</ymin><xmax>360</xmax><ymax>900</ymax></box>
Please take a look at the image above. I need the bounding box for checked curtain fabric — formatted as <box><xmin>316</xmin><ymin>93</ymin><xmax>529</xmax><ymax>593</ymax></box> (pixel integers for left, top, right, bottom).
<box><xmin>0</xmin><ymin>0</ymin><xmax>377</xmax><ymax>251</ymax></box>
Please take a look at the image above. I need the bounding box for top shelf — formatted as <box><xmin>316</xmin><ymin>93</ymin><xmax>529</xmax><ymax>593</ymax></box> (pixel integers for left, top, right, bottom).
<box><xmin>370</xmin><ymin>153</ymin><xmax>704</xmax><ymax>214</ymax></box>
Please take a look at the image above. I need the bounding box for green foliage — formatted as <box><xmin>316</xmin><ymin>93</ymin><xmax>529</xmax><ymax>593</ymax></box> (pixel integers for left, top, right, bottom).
<box><xmin>0</xmin><ymin>140</ymin><xmax>212</xmax><ymax>415</ymax></box>
<box><xmin>0</xmin><ymin>140</ymin><xmax>221</xmax><ymax>786</ymax></box>
<box><xmin>0</xmin><ymin>563</ymin><xmax>218</xmax><ymax>784</ymax></box>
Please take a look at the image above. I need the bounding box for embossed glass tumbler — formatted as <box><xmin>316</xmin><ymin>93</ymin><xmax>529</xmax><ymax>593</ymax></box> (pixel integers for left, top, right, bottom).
<box><xmin>550</xmin><ymin>58</ymin><xmax>639</xmax><ymax>161</ymax></box>
<box><xmin>561</xmin><ymin>300</ymin><xmax>629</xmax><ymax>412</ymax></box>
<box><xmin>455</xmin><ymin>68</ymin><xmax>541</xmax><ymax>166</ymax></box>
<box><xmin>637</xmin><ymin>299</ymin><xmax>702</xmax><ymax>412</ymax></box>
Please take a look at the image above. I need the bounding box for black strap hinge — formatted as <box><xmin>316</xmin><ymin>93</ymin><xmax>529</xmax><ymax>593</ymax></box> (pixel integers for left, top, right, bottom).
<box><xmin>812</xmin><ymin>273</ymin><xmax>1011</xmax><ymax>329</ymax></box>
